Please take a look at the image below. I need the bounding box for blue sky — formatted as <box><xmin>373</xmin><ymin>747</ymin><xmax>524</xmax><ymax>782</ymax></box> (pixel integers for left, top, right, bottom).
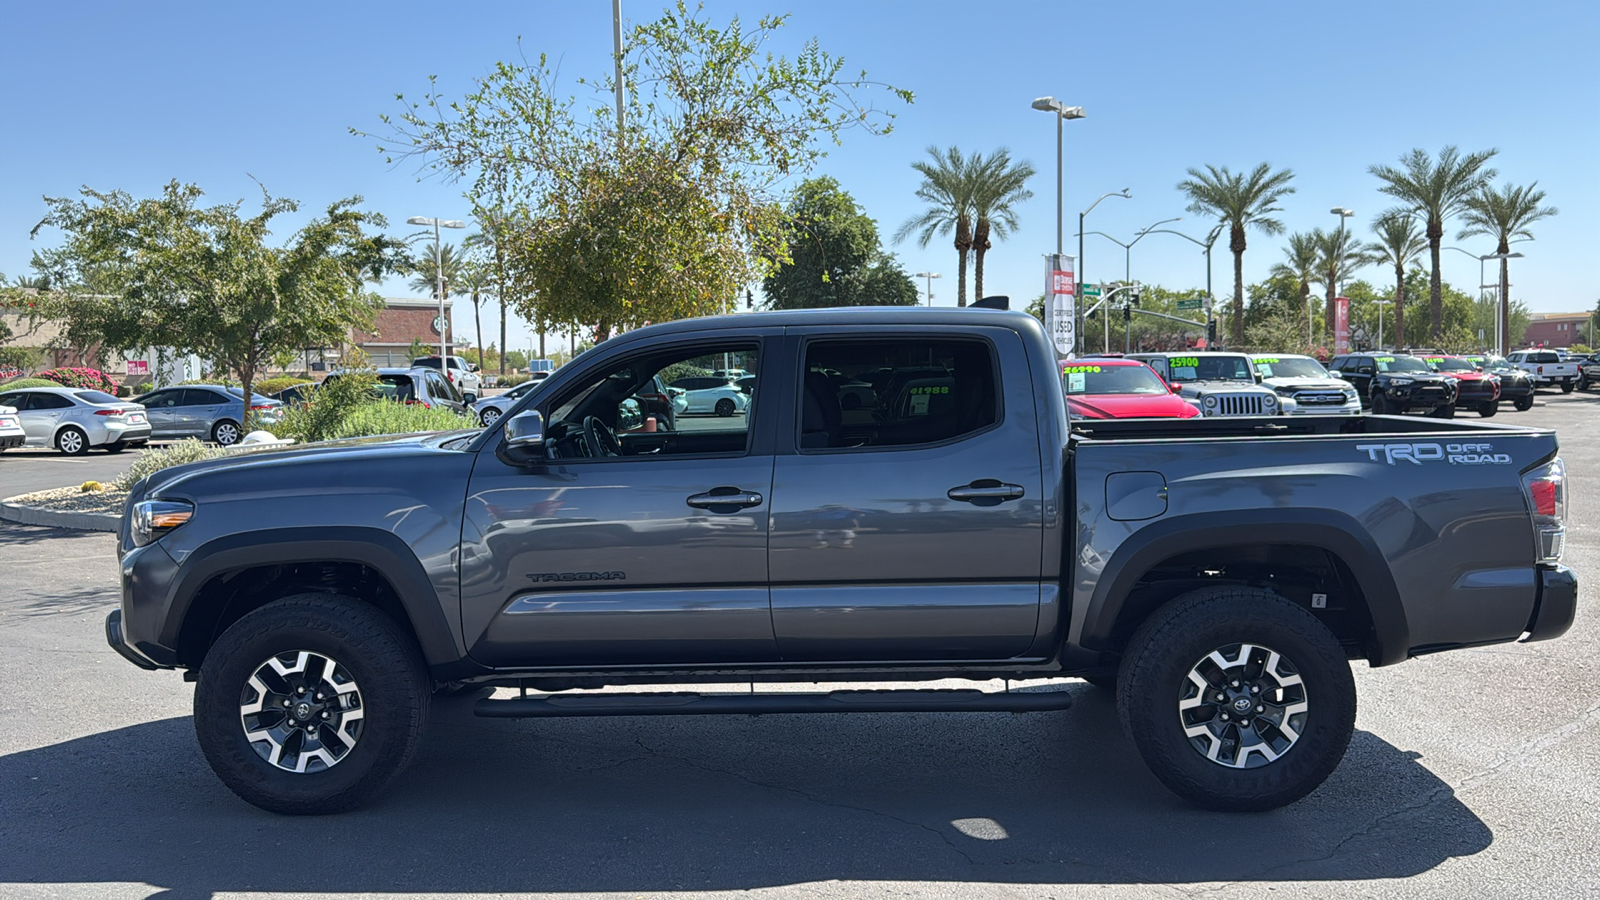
<box><xmin>4</xmin><ymin>1</ymin><xmax>1595</xmax><ymax>352</ymax></box>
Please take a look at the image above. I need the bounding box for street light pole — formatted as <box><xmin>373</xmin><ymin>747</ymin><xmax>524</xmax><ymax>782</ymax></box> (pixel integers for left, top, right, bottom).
<box><xmin>1081</xmin><ymin>187</ymin><xmax>1132</xmax><ymax>355</ymax></box>
<box><xmin>1030</xmin><ymin>97</ymin><xmax>1086</xmax><ymax>257</ymax></box>
<box><xmin>407</xmin><ymin>216</ymin><xmax>467</xmax><ymax>361</ymax></box>
<box><xmin>1374</xmin><ymin>299</ymin><xmax>1391</xmax><ymax>349</ymax></box>
<box><xmin>914</xmin><ymin>271</ymin><xmax>942</xmax><ymax>307</ymax></box>
<box><xmin>1484</xmin><ymin>250</ymin><xmax>1525</xmax><ymax>355</ymax></box>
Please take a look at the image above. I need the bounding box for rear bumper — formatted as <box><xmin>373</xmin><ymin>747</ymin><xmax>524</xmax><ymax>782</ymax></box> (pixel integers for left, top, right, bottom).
<box><xmin>1522</xmin><ymin>565</ymin><xmax>1578</xmax><ymax>643</ymax></box>
<box><xmin>0</xmin><ymin>432</ymin><xmax>23</xmax><ymax>449</ymax></box>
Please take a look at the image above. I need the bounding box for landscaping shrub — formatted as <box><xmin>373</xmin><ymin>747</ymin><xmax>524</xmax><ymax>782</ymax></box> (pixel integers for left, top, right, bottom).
<box><xmin>1</xmin><ymin>377</ymin><xmax>58</xmax><ymax>390</ymax></box>
<box><xmin>115</xmin><ymin>439</ymin><xmax>228</xmax><ymax>490</ymax></box>
<box><xmin>39</xmin><ymin>366</ymin><xmax>118</xmax><ymax>392</ymax></box>
<box><xmin>254</xmin><ymin>376</ymin><xmax>315</xmax><ymax>396</ymax></box>
<box><xmin>316</xmin><ymin>401</ymin><xmax>477</xmax><ymax>440</ymax></box>
<box><xmin>500</xmin><ymin>372</ymin><xmax>531</xmax><ymax>387</ymax></box>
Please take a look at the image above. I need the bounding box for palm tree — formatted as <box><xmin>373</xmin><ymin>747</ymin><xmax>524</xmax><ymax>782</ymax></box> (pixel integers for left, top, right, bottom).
<box><xmin>896</xmin><ymin>147</ymin><xmax>978</xmax><ymax>306</ymax></box>
<box><xmin>1459</xmin><ymin>182</ymin><xmax>1557</xmax><ymax>355</ymax></box>
<box><xmin>454</xmin><ymin>256</ymin><xmax>494</xmax><ymax>371</ymax></box>
<box><xmin>410</xmin><ymin>242</ymin><xmax>464</xmax><ymax>300</ymax></box>
<box><xmin>466</xmin><ymin>213</ymin><xmax>521</xmax><ymax>374</ymax></box>
<box><xmin>967</xmin><ymin>149</ymin><xmax>1036</xmax><ymax>301</ymax></box>
<box><xmin>1368</xmin><ymin>146</ymin><xmax>1498</xmax><ymax>340</ymax></box>
<box><xmin>1366</xmin><ymin>213</ymin><xmax>1428</xmax><ymax>349</ymax></box>
<box><xmin>1177</xmin><ymin>163</ymin><xmax>1296</xmax><ymax>345</ymax></box>
<box><xmin>1311</xmin><ymin>227</ymin><xmax>1370</xmax><ymax>338</ymax></box>
<box><xmin>1270</xmin><ymin>232</ymin><xmax>1320</xmax><ymax>328</ymax></box>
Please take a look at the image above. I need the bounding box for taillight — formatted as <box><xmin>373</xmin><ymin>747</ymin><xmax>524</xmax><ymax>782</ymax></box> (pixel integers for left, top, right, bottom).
<box><xmin>1537</xmin><ymin>365</ymin><xmax>1544</xmax><ymax>374</ymax></box>
<box><xmin>1522</xmin><ymin>458</ymin><xmax>1567</xmax><ymax>564</ymax></box>
<box><xmin>94</xmin><ymin>409</ymin><xmax>124</xmax><ymax>416</ymax></box>
<box><xmin>251</xmin><ymin>404</ymin><xmax>273</xmax><ymax>411</ymax></box>
<box><xmin>405</xmin><ymin>400</ymin><xmax>431</xmax><ymax>408</ymax></box>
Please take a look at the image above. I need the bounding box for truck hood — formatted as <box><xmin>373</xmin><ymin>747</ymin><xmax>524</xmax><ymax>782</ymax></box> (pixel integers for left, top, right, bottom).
<box><xmin>1180</xmin><ymin>381</ymin><xmax>1273</xmax><ymax>394</ymax></box>
<box><xmin>1261</xmin><ymin>377</ymin><xmax>1350</xmax><ymax>392</ymax></box>
<box><xmin>136</xmin><ymin>431</ymin><xmax>477</xmax><ymax>499</ymax></box>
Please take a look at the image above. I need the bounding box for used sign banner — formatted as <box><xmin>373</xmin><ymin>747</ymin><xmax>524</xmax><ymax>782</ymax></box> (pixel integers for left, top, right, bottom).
<box><xmin>1046</xmin><ymin>253</ymin><xmax>1076</xmax><ymax>359</ymax></box>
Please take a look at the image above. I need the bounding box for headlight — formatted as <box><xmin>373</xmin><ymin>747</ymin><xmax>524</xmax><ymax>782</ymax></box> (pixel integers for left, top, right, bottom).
<box><xmin>1389</xmin><ymin>377</ymin><xmax>1414</xmax><ymax>386</ymax></box>
<box><xmin>1343</xmin><ymin>390</ymin><xmax>1359</xmax><ymax>401</ymax></box>
<box><xmin>1262</xmin><ymin>395</ymin><xmax>1278</xmax><ymax>407</ymax></box>
<box><xmin>131</xmin><ymin>499</ymin><xmax>194</xmax><ymax>547</ymax></box>
<box><xmin>1203</xmin><ymin>395</ymin><xmax>1218</xmax><ymax>407</ymax></box>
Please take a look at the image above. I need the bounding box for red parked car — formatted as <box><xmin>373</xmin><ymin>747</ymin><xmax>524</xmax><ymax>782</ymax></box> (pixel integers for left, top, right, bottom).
<box><xmin>1421</xmin><ymin>355</ymin><xmax>1502</xmax><ymax>417</ymax></box>
<box><xmin>1062</xmin><ymin>358</ymin><xmax>1201</xmax><ymax>419</ymax></box>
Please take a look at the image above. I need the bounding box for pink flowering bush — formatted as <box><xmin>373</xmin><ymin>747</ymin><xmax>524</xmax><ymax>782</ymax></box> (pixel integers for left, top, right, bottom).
<box><xmin>38</xmin><ymin>366</ymin><xmax>118</xmax><ymax>392</ymax></box>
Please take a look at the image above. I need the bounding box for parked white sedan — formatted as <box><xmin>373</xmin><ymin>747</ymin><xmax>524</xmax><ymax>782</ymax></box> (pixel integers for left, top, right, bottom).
<box><xmin>0</xmin><ymin>404</ymin><xmax>24</xmax><ymax>451</ymax></box>
<box><xmin>0</xmin><ymin>386</ymin><xmax>150</xmax><ymax>454</ymax></box>
<box><xmin>679</xmin><ymin>383</ymin><xmax>748</xmax><ymax>417</ymax></box>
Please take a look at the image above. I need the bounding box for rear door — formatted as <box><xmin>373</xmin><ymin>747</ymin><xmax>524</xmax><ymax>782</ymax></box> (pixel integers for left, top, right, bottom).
<box><xmin>139</xmin><ymin>389</ymin><xmax>183</xmax><ymax>437</ymax></box>
<box><xmin>766</xmin><ymin>326</ymin><xmax>1045</xmax><ymax>661</ymax></box>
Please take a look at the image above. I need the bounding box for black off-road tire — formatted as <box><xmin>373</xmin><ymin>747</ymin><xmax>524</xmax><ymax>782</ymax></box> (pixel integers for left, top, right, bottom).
<box><xmin>1369</xmin><ymin>394</ymin><xmax>1389</xmax><ymax>415</ymax></box>
<box><xmin>1429</xmin><ymin>403</ymin><xmax>1455</xmax><ymax>419</ymax></box>
<box><xmin>1515</xmin><ymin>396</ymin><xmax>1534</xmax><ymax>412</ymax></box>
<box><xmin>194</xmin><ymin>594</ymin><xmax>431</xmax><ymax>815</ymax></box>
<box><xmin>1116</xmin><ymin>587</ymin><xmax>1356</xmax><ymax>812</ymax></box>
<box><xmin>1561</xmin><ymin>380</ymin><xmax>1575</xmax><ymax>394</ymax></box>
<box><xmin>1479</xmin><ymin>402</ymin><xmax>1498</xmax><ymax>418</ymax></box>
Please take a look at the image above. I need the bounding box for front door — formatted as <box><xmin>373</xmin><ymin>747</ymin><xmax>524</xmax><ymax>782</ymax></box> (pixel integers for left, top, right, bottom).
<box><xmin>17</xmin><ymin>392</ymin><xmax>69</xmax><ymax>445</ymax></box>
<box><xmin>767</xmin><ymin>329</ymin><xmax>1046</xmax><ymax>661</ymax></box>
<box><xmin>460</xmin><ymin>335</ymin><xmax>779</xmax><ymax>667</ymax></box>
<box><xmin>140</xmin><ymin>389</ymin><xmax>183</xmax><ymax>437</ymax></box>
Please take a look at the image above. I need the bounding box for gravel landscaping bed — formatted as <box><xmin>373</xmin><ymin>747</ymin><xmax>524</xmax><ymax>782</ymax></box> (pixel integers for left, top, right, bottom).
<box><xmin>6</xmin><ymin>485</ymin><xmax>128</xmax><ymax>516</ymax></box>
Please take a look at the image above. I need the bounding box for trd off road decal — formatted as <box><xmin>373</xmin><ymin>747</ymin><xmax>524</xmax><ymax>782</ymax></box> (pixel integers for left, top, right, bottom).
<box><xmin>527</xmin><ymin>571</ymin><xmax>627</xmax><ymax>582</ymax></box>
<box><xmin>1356</xmin><ymin>442</ymin><xmax>1513</xmax><ymax>465</ymax></box>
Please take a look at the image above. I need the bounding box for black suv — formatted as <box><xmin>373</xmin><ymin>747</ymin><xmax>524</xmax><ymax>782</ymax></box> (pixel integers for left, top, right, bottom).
<box><xmin>1329</xmin><ymin>353</ymin><xmax>1456</xmax><ymax>416</ymax></box>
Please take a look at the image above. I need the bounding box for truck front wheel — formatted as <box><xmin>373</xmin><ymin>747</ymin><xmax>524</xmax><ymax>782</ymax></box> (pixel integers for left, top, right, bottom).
<box><xmin>1116</xmin><ymin>587</ymin><xmax>1355</xmax><ymax>812</ymax></box>
<box><xmin>193</xmin><ymin>594</ymin><xmax>431</xmax><ymax>815</ymax></box>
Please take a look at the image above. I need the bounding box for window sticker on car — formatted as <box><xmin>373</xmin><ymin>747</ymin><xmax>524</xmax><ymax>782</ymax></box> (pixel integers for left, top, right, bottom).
<box><xmin>1255</xmin><ymin>357</ymin><xmax>1280</xmax><ymax>364</ymax></box>
<box><xmin>1067</xmin><ymin>372</ymin><xmax>1087</xmax><ymax>392</ymax></box>
<box><xmin>1170</xmin><ymin>357</ymin><xmax>1200</xmax><ymax>368</ymax></box>
<box><xmin>908</xmin><ymin>385</ymin><xmax>950</xmax><ymax>394</ymax></box>
<box><xmin>910</xmin><ymin>393</ymin><xmax>930</xmax><ymax>415</ymax></box>
<box><xmin>1061</xmin><ymin>365</ymin><xmax>1102</xmax><ymax>374</ymax></box>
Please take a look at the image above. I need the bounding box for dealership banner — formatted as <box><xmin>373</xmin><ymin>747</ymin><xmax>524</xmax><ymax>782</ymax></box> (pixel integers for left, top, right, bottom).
<box><xmin>1046</xmin><ymin>254</ymin><xmax>1076</xmax><ymax>359</ymax></box>
<box><xmin>1334</xmin><ymin>296</ymin><xmax>1350</xmax><ymax>355</ymax></box>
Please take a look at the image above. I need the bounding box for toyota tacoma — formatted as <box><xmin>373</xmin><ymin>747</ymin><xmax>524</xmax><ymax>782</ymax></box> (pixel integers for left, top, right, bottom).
<box><xmin>107</xmin><ymin>308</ymin><xmax>1577</xmax><ymax>815</ymax></box>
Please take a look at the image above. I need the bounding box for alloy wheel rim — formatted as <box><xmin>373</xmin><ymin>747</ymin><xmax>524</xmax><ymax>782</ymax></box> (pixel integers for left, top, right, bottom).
<box><xmin>60</xmin><ymin>431</ymin><xmax>83</xmax><ymax>453</ymax></box>
<box><xmin>217</xmin><ymin>424</ymin><xmax>239</xmax><ymax>445</ymax></box>
<box><xmin>239</xmin><ymin>650</ymin><xmax>365</xmax><ymax>773</ymax></box>
<box><xmin>1177</xmin><ymin>642</ymin><xmax>1308</xmax><ymax>769</ymax></box>
<box><xmin>482</xmin><ymin>409</ymin><xmax>501</xmax><ymax>426</ymax></box>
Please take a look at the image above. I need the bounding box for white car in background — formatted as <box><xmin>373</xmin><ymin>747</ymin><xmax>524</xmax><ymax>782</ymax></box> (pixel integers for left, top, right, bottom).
<box><xmin>0</xmin><ymin>386</ymin><xmax>151</xmax><ymax>455</ymax></box>
<box><xmin>0</xmin><ymin>403</ymin><xmax>24</xmax><ymax>451</ymax></box>
<box><xmin>412</xmin><ymin>355</ymin><xmax>483</xmax><ymax>401</ymax></box>
<box><xmin>679</xmin><ymin>382</ymin><xmax>748</xmax><ymax>417</ymax></box>
<box><xmin>1251</xmin><ymin>354</ymin><xmax>1362</xmax><ymax>416</ymax></box>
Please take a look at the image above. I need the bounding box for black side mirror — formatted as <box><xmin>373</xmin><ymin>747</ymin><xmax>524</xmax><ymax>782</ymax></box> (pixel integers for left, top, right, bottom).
<box><xmin>506</xmin><ymin>410</ymin><xmax>544</xmax><ymax>449</ymax></box>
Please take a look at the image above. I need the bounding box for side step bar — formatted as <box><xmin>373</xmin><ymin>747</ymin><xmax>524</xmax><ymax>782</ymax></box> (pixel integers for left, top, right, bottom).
<box><xmin>474</xmin><ymin>688</ymin><xmax>1073</xmax><ymax>718</ymax></box>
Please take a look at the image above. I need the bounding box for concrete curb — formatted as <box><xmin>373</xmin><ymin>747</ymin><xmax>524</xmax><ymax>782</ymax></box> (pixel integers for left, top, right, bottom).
<box><xmin>0</xmin><ymin>497</ymin><xmax>120</xmax><ymax>532</ymax></box>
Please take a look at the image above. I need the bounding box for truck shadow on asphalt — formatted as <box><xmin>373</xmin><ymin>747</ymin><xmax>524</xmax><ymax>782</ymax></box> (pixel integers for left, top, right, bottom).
<box><xmin>0</xmin><ymin>687</ymin><xmax>1490</xmax><ymax>898</ymax></box>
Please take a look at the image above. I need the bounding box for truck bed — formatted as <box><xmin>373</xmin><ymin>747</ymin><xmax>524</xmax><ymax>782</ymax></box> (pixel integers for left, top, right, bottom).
<box><xmin>1069</xmin><ymin>413</ymin><xmax>1545</xmax><ymax>443</ymax></box>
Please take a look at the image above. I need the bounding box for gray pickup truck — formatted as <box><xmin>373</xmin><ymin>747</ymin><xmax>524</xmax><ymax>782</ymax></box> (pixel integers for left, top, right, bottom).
<box><xmin>106</xmin><ymin>308</ymin><xmax>1577</xmax><ymax>816</ymax></box>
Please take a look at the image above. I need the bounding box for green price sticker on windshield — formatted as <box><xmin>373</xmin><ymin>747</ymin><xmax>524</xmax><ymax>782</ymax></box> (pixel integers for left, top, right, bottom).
<box><xmin>1375</xmin><ymin>356</ymin><xmax>1396</xmax><ymax>363</ymax></box>
<box><xmin>1425</xmin><ymin>357</ymin><xmax>1445</xmax><ymax>362</ymax></box>
<box><xmin>1061</xmin><ymin>365</ymin><xmax>1102</xmax><ymax>374</ymax></box>
<box><xmin>1256</xmin><ymin>357</ymin><xmax>1280</xmax><ymax>364</ymax></box>
<box><xmin>908</xmin><ymin>386</ymin><xmax>950</xmax><ymax>395</ymax></box>
<box><xmin>1170</xmin><ymin>357</ymin><xmax>1200</xmax><ymax>368</ymax></box>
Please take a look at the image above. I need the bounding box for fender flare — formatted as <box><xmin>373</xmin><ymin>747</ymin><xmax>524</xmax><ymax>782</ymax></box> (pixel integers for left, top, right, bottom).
<box><xmin>1077</xmin><ymin>508</ymin><xmax>1411</xmax><ymax>666</ymax></box>
<box><xmin>160</xmin><ymin>526</ymin><xmax>461</xmax><ymax>668</ymax></box>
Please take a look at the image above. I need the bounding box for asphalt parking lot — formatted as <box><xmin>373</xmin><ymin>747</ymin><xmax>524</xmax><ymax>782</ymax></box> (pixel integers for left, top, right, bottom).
<box><xmin>1</xmin><ymin>393</ymin><xmax>1596</xmax><ymax>899</ymax></box>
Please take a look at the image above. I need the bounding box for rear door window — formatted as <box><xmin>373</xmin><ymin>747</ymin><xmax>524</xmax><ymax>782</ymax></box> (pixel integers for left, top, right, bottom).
<box><xmin>799</xmin><ymin>338</ymin><xmax>998</xmax><ymax>451</ymax></box>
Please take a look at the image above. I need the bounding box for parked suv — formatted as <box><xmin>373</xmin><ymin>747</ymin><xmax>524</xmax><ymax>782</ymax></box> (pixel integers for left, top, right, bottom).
<box><xmin>1328</xmin><ymin>353</ymin><xmax>1456</xmax><ymax>416</ymax></box>
<box><xmin>411</xmin><ymin>355</ymin><xmax>482</xmax><ymax>401</ymax></box>
<box><xmin>1130</xmin><ymin>352</ymin><xmax>1283</xmax><ymax>417</ymax></box>
<box><xmin>1250</xmin><ymin>354</ymin><xmax>1362</xmax><ymax>416</ymax></box>
<box><xmin>326</xmin><ymin>368</ymin><xmax>469</xmax><ymax>414</ymax></box>
<box><xmin>1420</xmin><ymin>355</ymin><xmax>1501</xmax><ymax>417</ymax></box>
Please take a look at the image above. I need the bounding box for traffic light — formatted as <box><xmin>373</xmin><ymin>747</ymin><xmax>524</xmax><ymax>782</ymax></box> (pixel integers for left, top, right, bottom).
<box><xmin>1206</xmin><ymin>319</ymin><xmax>1218</xmax><ymax>346</ymax></box>
<box><xmin>746</xmin><ymin>289</ymin><xmax>754</xmax><ymax>309</ymax></box>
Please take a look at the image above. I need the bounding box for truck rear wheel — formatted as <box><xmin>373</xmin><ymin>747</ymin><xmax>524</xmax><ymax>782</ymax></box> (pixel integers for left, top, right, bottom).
<box><xmin>1561</xmin><ymin>380</ymin><xmax>1575</xmax><ymax>394</ymax></box>
<box><xmin>1515</xmin><ymin>396</ymin><xmax>1534</xmax><ymax>411</ymax></box>
<box><xmin>193</xmin><ymin>594</ymin><xmax>431</xmax><ymax>815</ymax></box>
<box><xmin>1116</xmin><ymin>587</ymin><xmax>1355</xmax><ymax>812</ymax></box>
<box><xmin>1478</xmin><ymin>401</ymin><xmax>1498</xmax><ymax>418</ymax></box>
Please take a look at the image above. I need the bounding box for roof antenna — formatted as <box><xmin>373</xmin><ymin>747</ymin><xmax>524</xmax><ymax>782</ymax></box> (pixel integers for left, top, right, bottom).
<box><xmin>972</xmin><ymin>295</ymin><xmax>1010</xmax><ymax>310</ymax></box>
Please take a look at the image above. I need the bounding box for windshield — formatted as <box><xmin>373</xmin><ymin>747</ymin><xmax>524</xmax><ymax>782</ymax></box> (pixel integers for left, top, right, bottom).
<box><xmin>1426</xmin><ymin>357</ymin><xmax>1478</xmax><ymax>372</ymax></box>
<box><xmin>1375</xmin><ymin>356</ymin><xmax>1431</xmax><ymax>374</ymax></box>
<box><xmin>1062</xmin><ymin>363</ymin><xmax>1168</xmax><ymax>395</ymax></box>
<box><xmin>1253</xmin><ymin>357</ymin><xmax>1328</xmax><ymax>379</ymax></box>
<box><xmin>74</xmin><ymin>390</ymin><xmax>122</xmax><ymax>405</ymax></box>
<box><xmin>1166</xmin><ymin>355</ymin><xmax>1255</xmax><ymax>383</ymax></box>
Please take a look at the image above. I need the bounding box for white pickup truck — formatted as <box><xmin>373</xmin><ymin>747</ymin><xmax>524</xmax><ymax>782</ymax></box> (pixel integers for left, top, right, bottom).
<box><xmin>1506</xmin><ymin>350</ymin><xmax>1579</xmax><ymax>393</ymax></box>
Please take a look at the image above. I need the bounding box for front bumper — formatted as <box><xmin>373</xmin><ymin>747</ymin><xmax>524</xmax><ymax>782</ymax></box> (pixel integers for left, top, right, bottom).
<box><xmin>1522</xmin><ymin>565</ymin><xmax>1577</xmax><ymax>643</ymax></box>
<box><xmin>105</xmin><ymin>609</ymin><xmax>159</xmax><ymax>669</ymax></box>
<box><xmin>109</xmin><ymin>540</ymin><xmax>183</xmax><ymax>669</ymax></box>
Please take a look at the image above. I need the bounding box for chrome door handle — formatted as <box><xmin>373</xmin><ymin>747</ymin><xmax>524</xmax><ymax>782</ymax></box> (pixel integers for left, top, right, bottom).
<box><xmin>686</xmin><ymin>488</ymin><xmax>764</xmax><ymax>510</ymax></box>
<box><xmin>948</xmin><ymin>480</ymin><xmax>1025</xmax><ymax>503</ymax></box>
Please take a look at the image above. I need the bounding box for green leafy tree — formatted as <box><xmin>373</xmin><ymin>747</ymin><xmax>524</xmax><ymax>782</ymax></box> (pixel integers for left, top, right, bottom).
<box><xmin>967</xmin><ymin>149</ymin><xmax>1035</xmax><ymax>301</ymax></box>
<box><xmin>895</xmin><ymin>147</ymin><xmax>978</xmax><ymax>306</ymax></box>
<box><xmin>1176</xmin><ymin>163</ymin><xmax>1297</xmax><ymax>345</ymax></box>
<box><xmin>1365</xmin><ymin>212</ymin><xmax>1428</xmax><ymax>347</ymax></box>
<box><xmin>762</xmin><ymin>177</ymin><xmax>917</xmax><ymax>309</ymax></box>
<box><xmin>1311</xmin><ymin>226</ymin><xmax>1370</xmax><ymax>336</ymax></box>
<box><xmin>367</xmin><ymin>3</ymin><xmax>909</xmax><ymax>340</ymax></box>
<box><xmin>1458</xmin><ymin>181</ymin><xmax>1557</xmax><ymax>354</ymax></box>
<box><xmin>1368</xmin><ymin>146</ymin><xmax>1498</xmax><ymax>340</ymax></box>
<box><xmin>32</xmin><ymin>181</ymin><xmax>408</xmax><ymax>430</ymax></box>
